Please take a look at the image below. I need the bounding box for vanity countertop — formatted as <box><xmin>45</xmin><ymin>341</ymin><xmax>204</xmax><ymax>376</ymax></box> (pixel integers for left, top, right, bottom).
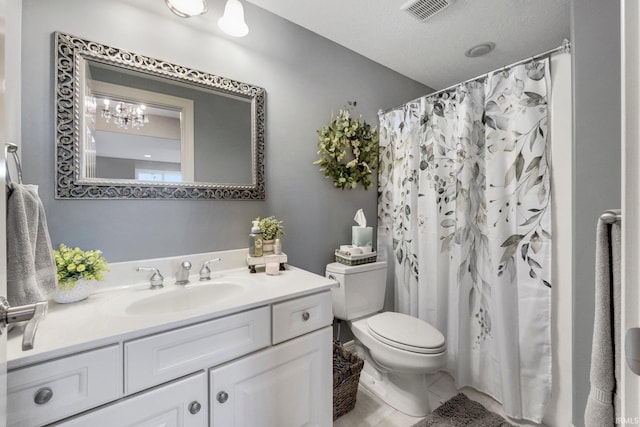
<box><xmin>8</xmin><ymin>264</ymin><xmax>337</xmax><ymax>370</ymax></box>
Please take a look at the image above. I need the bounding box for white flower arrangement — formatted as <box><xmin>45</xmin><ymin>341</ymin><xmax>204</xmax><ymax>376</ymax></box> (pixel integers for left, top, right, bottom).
<box><xmin>53</xmin><ymin>244</ymin><xmax>108</xmax><ymax>290</ymax></box>
<box><xmin>255</xmin><ymin>216</ymin><xmax>285</xmax><ymax>240</ymax></box>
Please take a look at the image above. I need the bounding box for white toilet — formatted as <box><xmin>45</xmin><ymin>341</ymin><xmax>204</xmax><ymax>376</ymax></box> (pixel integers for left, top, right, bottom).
<box><xmin>326</xmin><ymin>261</ymin><xmax>446</xmax><ymax>417</ymax></box>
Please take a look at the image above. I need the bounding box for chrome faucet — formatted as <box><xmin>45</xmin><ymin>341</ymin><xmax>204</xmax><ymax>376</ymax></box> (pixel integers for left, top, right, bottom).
<box><xmin>136</xmin><ymin>267</ymin><xmax>164</xmax><ymax>289</ymax></box>
<box><xmin>175</xmin><ymin>261</ymin><xmax>192</xmax><ymax>285</ymax></box>
<box><xmin>199</xmin><ymin>258</ymin><xmax>222</xmax><ymax>281</ymax></box>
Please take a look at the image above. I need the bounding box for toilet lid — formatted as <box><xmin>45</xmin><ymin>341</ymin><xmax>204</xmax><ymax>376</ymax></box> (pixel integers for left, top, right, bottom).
<box><xmin>367</xmin><ymin>312</ymin><xmax>446</xmax><ymax>354</ymax></box>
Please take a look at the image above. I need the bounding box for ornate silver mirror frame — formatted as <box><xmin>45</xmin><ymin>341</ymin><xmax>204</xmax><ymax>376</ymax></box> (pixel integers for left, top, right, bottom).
<box><xmin>54</xmin><ymin>31</ymin><xmax>265</xmax><ymax>200</ymax></box>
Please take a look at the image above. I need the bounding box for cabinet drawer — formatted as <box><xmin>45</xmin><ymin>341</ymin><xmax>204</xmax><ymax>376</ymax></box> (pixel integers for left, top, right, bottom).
<box><xmin>272</xmin><ymin>291</ymin><xmax>332</xmax><ymax>344</ymax></box>
<box><xmin>54</xmin><ymin>372</ymin><xmax>207</xmax><ymax>427</ymax></box>
<box><xmin>125</xmin><ymin>306</ymin><xmax>270</xmax><ymax>394</ymax></box>
<box><xmin>8</xmin><ymin>345</ymin><xmax>122</xmax><ymax>427</ymax></box>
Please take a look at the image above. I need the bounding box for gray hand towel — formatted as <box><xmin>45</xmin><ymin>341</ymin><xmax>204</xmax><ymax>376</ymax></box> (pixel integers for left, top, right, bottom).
<box><xmin>7</xmin><ymin>183</ymin><xmax>57</xmax><ymax>306</ymax></box>
<box><xmin>584</xmin><ymin>213</ymin><xmax>621</xmax><ymax>427</ymax></box>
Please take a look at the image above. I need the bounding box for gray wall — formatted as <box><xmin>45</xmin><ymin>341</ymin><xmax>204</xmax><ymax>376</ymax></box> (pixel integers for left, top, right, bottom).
<box><xmin>20</xmin><ymin>0</ymin><xmax>429</xmax><ymax>275</ymax></box>
<box><xmin>571</xmin><ymin>0</ymin><xmax>621</xmax><ymax>424</ymax></box>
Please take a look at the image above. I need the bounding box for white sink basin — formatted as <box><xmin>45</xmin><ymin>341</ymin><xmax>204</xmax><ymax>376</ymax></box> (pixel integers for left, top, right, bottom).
<box><xmin>125</xmin><ymin>282</ymin><xmax>244</xmax><ymax>315</ymax></box>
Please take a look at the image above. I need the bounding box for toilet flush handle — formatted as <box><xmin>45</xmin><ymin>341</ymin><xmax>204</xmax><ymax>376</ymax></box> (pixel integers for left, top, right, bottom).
<box><xmin>327</xmin><ymin>274</ymin><xmax>339</xmax><ymax>287</ymax></box>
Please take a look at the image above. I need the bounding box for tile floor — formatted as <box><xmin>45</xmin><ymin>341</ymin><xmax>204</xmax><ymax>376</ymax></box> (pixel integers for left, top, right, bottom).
<box><xmin>333</xmin><ymin>372</ymin><xmax>547</xmax><ymax>427</ymax></box>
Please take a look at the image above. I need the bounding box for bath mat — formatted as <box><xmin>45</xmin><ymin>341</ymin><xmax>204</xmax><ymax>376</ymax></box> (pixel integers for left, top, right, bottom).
<box><xmin>411</xmin><ymin>393</ymin><xmax>514</xmax><ymax>427</ymax></box>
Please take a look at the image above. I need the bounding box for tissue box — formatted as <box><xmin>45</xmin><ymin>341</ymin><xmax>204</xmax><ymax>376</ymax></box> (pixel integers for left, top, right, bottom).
<box><xmin>335</xmin><ymin>250</ymin><xmax>377</xmax><ymax>266</ymax></box>
<box><xmin>351</xmin><ymin>226</ymin><xmax>373</xmax><ymax>247</ymax></box>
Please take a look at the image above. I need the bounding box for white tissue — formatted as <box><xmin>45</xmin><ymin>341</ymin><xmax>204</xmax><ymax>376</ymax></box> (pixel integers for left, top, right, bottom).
<box><xmin>354</xmin><ymin>208</ymin><xmax>367</xmax><ymax>227</ymax></box>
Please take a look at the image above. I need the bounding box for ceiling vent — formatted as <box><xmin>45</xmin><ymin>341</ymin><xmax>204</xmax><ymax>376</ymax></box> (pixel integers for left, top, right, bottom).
<box><xmin>401</xmin><ymin>0</ymin><xmax>455</xmax><ymax>21</ymax></box>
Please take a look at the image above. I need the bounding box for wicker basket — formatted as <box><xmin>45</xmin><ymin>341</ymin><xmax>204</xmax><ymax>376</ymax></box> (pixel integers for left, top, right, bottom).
<box><xmin>333</xmin><ymin>342</ymin><xmax>364</xmax><ymax>420</ymax></box>
<box><xmin>334</xmin><ymin>250</ymin><xmax>377</xmax><ymax>266</ymax></box>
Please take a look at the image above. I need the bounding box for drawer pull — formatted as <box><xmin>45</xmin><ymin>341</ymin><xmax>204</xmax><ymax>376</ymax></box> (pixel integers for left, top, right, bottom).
<box><xmin>302</xmin><ymin>311</ymin><xmax>310</xmax><ymax>321</ymax></box>
<box><xmin>188</xmin><ymin>401</ymin><xmax>201</xmax><ymax>414</ymax></box>
<box><xmin>217</xmin><ymin>391</ymin><xmax>229</xmax><ymax>403</ymax></box>
<box><xmin>34</xmin><ymin>387</ymin><xmax>53</xmax><ymax>405</ymax></box>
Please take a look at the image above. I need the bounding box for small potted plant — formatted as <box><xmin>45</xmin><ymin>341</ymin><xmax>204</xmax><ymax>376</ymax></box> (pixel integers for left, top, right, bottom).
<box><xmin>255</xmin><ymin>216</ymin><xmax>285</xmax><ymax>254</ymax></box>
<box><xmin>53</xmin><ymin>244</ymin><xmax>108</xmax><ymax>303</ymax></box>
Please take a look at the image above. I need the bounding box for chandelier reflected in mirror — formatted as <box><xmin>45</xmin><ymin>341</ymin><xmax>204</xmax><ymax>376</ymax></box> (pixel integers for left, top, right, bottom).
<box><xmin>101</xmin><ymin>99</ymin><xmax>149</xmax><ymax>130</ymax></box>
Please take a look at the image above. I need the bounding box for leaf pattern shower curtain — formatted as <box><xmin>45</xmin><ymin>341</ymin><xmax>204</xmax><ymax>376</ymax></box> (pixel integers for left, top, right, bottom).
<box><xmin>377</xmin><ymin>60</ymin><xmax>552</xmax><ymax>422</ymax></box>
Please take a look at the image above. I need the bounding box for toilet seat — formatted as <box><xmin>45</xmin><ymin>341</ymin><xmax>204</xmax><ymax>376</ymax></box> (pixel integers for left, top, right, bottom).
<box><xmin>367</xmin><ymin>312</ymin><xmax>445</xmax><ymax>354</ymax></box>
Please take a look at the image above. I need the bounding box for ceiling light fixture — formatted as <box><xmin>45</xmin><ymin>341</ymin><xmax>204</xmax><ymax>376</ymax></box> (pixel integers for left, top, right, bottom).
<box><xmin>218</xmin><ymin>0</ymin><xmax>249</xmax><ymax>37</ymax></box>
<box><xmin>465</xmin><ymin>42</ymin><xmax>495</xmax><ymax>58</ymax></box>
<box><xmin>165</xmin><ymin>0</ymin><xmax>208</xmax><ymax>18</ymax></box>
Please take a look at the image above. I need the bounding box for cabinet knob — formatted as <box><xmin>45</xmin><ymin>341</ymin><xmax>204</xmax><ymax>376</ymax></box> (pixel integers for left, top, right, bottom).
<box><xmin>217</xmin><ymin>391</ymin><xmax>229</xmax><ymax>403</ymax></box>
<box><xmin>188</xmin><ymin>401</ymin><xmax>201</xmax><ymax>414</ymax></box>
<box><xmin>302</xmin><ymin>311</ymin><xmax>310</xmax><ymax>321</ymax></box>
<box><xmin>34</xmin><ymin>387</ymin><xmax>53</xmax><ymax>405</ymax></box>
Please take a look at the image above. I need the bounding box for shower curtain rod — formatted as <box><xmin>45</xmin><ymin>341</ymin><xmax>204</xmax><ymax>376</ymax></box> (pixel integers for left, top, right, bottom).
<box><xmin>381</xmin><ymin>39</ymin><xmax>571</xmax><ymax>114</ymax></box>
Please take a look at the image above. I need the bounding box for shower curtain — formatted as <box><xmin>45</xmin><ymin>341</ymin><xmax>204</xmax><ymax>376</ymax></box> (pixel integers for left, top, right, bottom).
<box><xmin>377</xmin><ymin>59</ymin><xmax>552</xmax><ymax>422</ymax></box>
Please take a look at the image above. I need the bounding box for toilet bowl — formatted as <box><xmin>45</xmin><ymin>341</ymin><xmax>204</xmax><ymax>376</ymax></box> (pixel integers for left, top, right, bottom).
<box><xmin>326</xmin><ymin>261</ymin><xmax>446</xmax><ymax>417</ymax></box>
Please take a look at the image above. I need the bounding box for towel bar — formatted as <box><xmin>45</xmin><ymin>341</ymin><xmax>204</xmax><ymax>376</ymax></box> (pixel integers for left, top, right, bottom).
<box><xmin>5</xmin><ymin>142</ymin><xmax>23</xmax><ymax>185</ymax></box>
<box><xmin>600</xmin><ymin>210</ymin><xmax>621</xmax><ymax>224</ymax></box>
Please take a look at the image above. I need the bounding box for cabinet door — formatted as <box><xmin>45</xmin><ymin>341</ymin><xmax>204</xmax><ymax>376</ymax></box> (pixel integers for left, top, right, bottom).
<box><xmin>55</xmin><ymin>372</ymin><xmax>207</xmax><ymax>427</ymax></box>
<box><xmin>210</xmin><ymin>326</ymin><xmax>332</xmax><ymax>427</ymax></box>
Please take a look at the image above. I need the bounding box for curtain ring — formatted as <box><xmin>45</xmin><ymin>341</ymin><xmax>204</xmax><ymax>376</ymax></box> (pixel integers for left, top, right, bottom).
<box><xmin>530</xmin><ymin>55</ymin><xmax>539</xmax><ymax>68</ymax></box>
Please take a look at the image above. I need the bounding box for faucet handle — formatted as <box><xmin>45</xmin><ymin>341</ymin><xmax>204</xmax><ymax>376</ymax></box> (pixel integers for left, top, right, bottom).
<box><xmin>136</xmin><ymin>267</ymin><xmax>164</xmax><ymax>289</ymax></box>
<box><xmin>199</xmin><ymin>258</ymin><xmax>222</xmax><ymax>281</ymax></box>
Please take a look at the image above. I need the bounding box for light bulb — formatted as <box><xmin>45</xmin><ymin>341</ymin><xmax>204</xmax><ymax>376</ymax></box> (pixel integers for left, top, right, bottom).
<box><xmin>218</xmin><ymin>0</ymin><xmax>249</xmax><ymax>37</ymax></box>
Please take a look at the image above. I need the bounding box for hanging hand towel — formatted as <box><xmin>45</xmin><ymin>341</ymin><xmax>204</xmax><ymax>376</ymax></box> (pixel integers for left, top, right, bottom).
<box><xmin>584</xmin><ymin>212</ymin><xmax>621</xmax><ymax>427</ymax></box>
<box><xmin>7</xmin><ymin>183</ymin><xmax>57</xmax><ymax>306</ymax></box>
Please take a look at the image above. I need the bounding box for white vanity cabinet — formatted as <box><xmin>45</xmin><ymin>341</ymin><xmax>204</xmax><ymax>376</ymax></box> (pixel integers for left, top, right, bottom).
<box><xmin>7</xmin><ymin>289</ymin><xmax>334</xmax><ymax>427</ymax></box>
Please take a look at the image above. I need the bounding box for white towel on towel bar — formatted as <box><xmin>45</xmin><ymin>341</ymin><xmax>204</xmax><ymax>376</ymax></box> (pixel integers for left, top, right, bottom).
<box><xmin>585</xmin><ymin>211</ymin><xmax>621</xmax><ymax>426</ymax></box>
<box><xmin>7</xmin><ymin>183</ymin><xmax>57</xmax><ymax>306</ymax></box>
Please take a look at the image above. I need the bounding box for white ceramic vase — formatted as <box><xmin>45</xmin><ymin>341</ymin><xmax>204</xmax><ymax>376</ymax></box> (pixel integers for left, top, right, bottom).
<box><xmin>53</xmin><ymin>278</ymin><xmax>94</xmax><ymax>304</ymax></box>
<box><xmin>262</xmin><ymin>239</ymin><xmax>275</xmax><ymax>255</ymax></box>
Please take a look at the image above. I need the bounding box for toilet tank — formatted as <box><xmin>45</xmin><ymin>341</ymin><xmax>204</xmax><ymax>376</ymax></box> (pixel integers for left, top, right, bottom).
<box><xmin>326</xmin><ymin>261</ymin><xmax>388</xmax><ymax>321</ymax></box>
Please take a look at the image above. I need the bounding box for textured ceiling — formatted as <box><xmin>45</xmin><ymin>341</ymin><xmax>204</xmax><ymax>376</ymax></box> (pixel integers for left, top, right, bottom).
<box><xmin>245</xmin><ymin>0</ymin><xmax>571</xmax><ymax>90</ymax></box>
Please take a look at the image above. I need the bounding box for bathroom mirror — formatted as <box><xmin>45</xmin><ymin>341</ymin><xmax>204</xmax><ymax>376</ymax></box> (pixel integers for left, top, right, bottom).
<box><xmin>54</xmin><ymin>31</ymin><xmax>265</xmax><ymax>199</ymax></box>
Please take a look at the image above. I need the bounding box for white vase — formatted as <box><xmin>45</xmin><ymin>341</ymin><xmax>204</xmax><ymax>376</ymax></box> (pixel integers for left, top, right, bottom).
<box><xmin>53</xmin><ymin>278</ymin><xmax>94</xmax><ymax>304</ymax></box>
<box><xmin>263</xmin><ymin>239</ymin><xmax>275</xmax><ymax>254</ymax></box>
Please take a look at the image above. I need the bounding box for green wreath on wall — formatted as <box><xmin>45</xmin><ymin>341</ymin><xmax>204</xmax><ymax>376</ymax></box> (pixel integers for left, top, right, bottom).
<box><xmin>314</xmin><ymin>102</ymin><xmax>380</xmax><ymax>190</ymax></box>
